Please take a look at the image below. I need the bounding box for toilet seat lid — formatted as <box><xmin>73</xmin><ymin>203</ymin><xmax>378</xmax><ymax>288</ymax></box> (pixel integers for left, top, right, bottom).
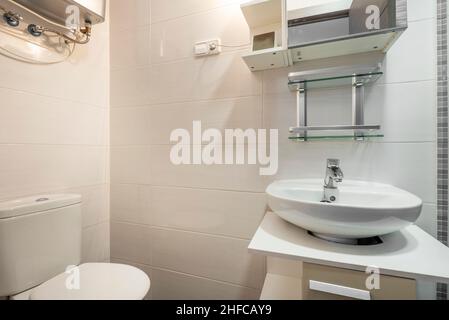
<box><xmin>30</xmin><ymin>263</ymin><xmax>150</xmax><ymax>300</ymax></box>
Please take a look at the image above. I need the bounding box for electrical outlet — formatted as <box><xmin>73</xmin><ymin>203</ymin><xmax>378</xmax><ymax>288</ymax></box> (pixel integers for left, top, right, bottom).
<box><xmin>194</xmin><ymin>39</ymin><xmax>221</xmax><ymax>57</ymax></box>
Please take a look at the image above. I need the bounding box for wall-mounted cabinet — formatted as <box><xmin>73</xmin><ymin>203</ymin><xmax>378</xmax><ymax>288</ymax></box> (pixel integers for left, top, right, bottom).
<box><xmin>241</xmin><ymin>0</ymin><xmax>289</xmax><ymax>71</ymax></box>
<box><xmin>241</xmin><ymin>0</ymin><xmax>408</xmax><ymax>71</ymax></box>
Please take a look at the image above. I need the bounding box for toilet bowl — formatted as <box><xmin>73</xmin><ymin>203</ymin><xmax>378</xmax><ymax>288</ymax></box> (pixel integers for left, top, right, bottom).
<box><xmin>0</xmin><ymin>194</ymin><xmax>151</xmax><ymax>300</ymax></box>
<box><xmin>12</xmin><ymin>263</ymin><xmax>151</xmax><ymax>300</ymax></box>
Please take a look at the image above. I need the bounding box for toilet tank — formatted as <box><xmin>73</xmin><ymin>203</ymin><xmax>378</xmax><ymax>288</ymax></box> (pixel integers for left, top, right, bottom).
<box><xmin>0</xmin><ymin>194</ymin><xmax>82</xmax><ymax>297</ymax></box>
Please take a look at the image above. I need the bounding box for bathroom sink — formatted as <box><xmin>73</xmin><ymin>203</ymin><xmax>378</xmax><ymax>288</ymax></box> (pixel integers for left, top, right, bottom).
<box><xmin>267</xmin><ymin>180</ymin><xmax>423</xmax><ymax>241</ymax></box>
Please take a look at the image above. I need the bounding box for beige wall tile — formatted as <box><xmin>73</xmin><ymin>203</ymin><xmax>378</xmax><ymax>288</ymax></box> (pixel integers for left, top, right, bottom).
<box><xmin>151</xmin><ymin>5</ymin><xmax>249</xmax><ymax>64</ymax></box>
<box><xmin>111</xmin><ymin>184</ymin><xmax>152</xmax><ymax>225</ymax></box>
<box><xmin>0</xmin><ymin>89</ymin><xmax>108</xmax><ymax>146</ymax></box>
<box><xmin>149</xmin><ymin>144</ymin><xmax>269</xmax><ymax>192</ymax></box>
<box><xmin>110</xmin><ymin>0</ymin><xmax>151</xmax><ymax>31</ymax></box>
<box><xmin>149</xmin><ymin>267</ymin><xmax>261</xmax><ymax>300</ymax></box>
<box><xmin>0</xmin><ymin>145</ymin><xmax>108</xmax><ymax>200</ymax></box>
<box><xmin>151</xmin><ymin>228</ymin><xmax>266</xmax><ymax>289</ymax></box>
<box><xmin>111</xmin><ymin>222</ymin><xmax>152</xmax><ymax>265</ymax></box>
<box><xmin>111</xmin><ymin>26</ymin><xmax>151</xmax><ymax>69</ymax></box>
<box><xmin>151</xmin><ymin>0</ymin><xmax>239</xmax><ymax>23</ymax></box>
<box><xmin>110</xmin><ymin>146</ymin><xmax>152</xmax><ymax>184</ymax></box>
<box><xmin>111</xmin><ymin>96</ymin><xmax>262</xmax><ymax>146</ymax></box>
<box><xmin>151</xmin><ymin>186</ymin><xmax>267</xmax><ymax>239</ymax></box>
<box><xmin>82</xmin><ymin>222</ymin><xmax>110</xmax><ymax>263</ymax></box>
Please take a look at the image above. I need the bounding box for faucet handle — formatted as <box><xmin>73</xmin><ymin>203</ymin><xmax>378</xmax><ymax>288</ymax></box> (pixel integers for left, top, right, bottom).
<box><xmin>327</xmin><ymin>159</ymin><xmax>340</xmax><ymax>168</ymax></box>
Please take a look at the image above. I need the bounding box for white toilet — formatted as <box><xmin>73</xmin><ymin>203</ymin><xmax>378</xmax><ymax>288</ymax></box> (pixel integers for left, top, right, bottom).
<box><xmin>0</xmin><ymin>194</ymin><xmax>150</xmax><ymax>300</ymax></box>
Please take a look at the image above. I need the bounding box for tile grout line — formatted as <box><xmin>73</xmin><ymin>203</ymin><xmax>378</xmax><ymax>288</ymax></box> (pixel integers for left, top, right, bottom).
<box><xmin>111</xmin><ymin>219</ymin><xmax>255</xmax><ymax>242</ymax></box>
<box><xmin>0</xmin><ymin>85</ymin><xmax>108</xmax><ymax>110</ymax></box>
<box><xmin>111</xmin><ymin>257</ymin><xmax>263</xmax><ymax>293</ymax></box>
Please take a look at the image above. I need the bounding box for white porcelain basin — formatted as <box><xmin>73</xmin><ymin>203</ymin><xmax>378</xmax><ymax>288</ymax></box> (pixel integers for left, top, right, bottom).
<box><xmin>267</xmin><ymin>180</ymin><xmax>423</xmax><ymax>240</ymax></box>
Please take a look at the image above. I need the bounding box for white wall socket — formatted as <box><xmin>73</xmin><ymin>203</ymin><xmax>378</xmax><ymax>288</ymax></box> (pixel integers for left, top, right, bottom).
<box><xmin>194</xmin><ymin>39</ymin><xmax>221</xmax><ymax>57</ymax></box>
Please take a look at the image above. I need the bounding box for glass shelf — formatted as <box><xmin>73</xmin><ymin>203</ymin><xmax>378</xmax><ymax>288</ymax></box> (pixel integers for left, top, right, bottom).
<box><xmin>289</xmin><ymin>125</ymin><xmax>381</xmax><ymax>133</ymax></box>
<box><xmin>287</xmin><ymin>64</ymin><xmax>383</xmax><ymax>143</ymax></box>
<box><xmin>289</xmin><ymin>134</ymin><xmax>384</xmax><ymax>142</ymax></box>
<box><xmin>288</xmin><ymin>64</ymin><xmax>383</xmax><ymax>90</ymax></box>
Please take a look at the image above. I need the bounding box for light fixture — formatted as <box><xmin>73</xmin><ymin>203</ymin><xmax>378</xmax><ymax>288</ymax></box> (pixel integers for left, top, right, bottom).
<box><xmin>27</xmin><ymin>24</ymin><xmax>42</xmax><ymax>37</ymax></box>
<box><xmin>3</xmin><ymin>11</ymin><xmax>20</xmax><ymax>27</ymax></box>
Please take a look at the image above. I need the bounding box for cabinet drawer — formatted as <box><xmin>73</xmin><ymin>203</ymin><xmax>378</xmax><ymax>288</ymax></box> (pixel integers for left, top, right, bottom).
<box><xmin>302</xmin><ymin>263</ymin><xmax>416</xmax><ymax>300</ymax></box>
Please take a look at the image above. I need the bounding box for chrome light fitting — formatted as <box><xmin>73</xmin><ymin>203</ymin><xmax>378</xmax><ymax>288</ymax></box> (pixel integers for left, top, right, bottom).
<box><xmin>27</xmin><ymin>24</ymin><xmax>42</xmax><ymax>37</ymax></box>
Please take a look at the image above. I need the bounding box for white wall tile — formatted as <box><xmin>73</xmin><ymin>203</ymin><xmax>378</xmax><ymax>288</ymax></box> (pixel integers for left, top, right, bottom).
<box><xmin>76</xmin><ymin>184</ymin><xmax>110</xmax><ymax>228</ymax></box>
<box><xmin>82</xmin><ymin>221</ymin><xmax>110</xmax><ymax>263</ymax></box>
<box><xmin>110</xmin><ymin>67</ymin><xmax>152</xmax><ymax>107</ymax></box>
<box><xmin>148</xmin><ymin>52</ymin><xmax>262</xmax><ymax>105</ymax></box>
<box><xmin>264</xmin><ymin>80</ymin><xmax>437</xmax><ymax>143</ymax></box>
<box><xmin>111</xmin><ymin>184</ymin><xmax>267</xmax><ymax>239</ymax></box>
<box><xmin>111</xmin><ymin>183</ymin><xmax>152</xmax><ymax>225</ymax></box>
<box><xmin>110</xmin><ymin>221</ymin><xmax>152</xmax><ymax>265</ymax></box>
<box><xmin>0</xmin><ymin>33</ymin><xmax>109</xmax><ymax>108</ymax></box>
<box><xmin>416</xmin><ymin>204</ymin><xmax>438</xmax><ymax>238</ymax></box>
<box><xmin>151</xmin><ymin>0</ymin><xmax>240</xmax><ymax>23</ymax></box>
<box><xmin>151</xmin><ymin>227</ymin><xmax>266</xmax><ymax>288</ymax></box>
<box><xmin>382</xmin><ymin>19</ymin><xmax>436</xmax><ymax>84</ymax></box>
<box><xmin>110</xmin><ymin>106</ymin><xmax>153</xmax><ymax>146</ymax></box>
<box><xmin>110</xmin><ymin>146</ymin><xmax>152</xmax><ymax>184</ymax></box>
<box><xmin>0</xmin><ymin>145</ymin><xmax>108</xmax><ymax>200</ymax></box>
<box><xmin>264</xmin><ymin>89</ymin><xmax>351</xmax><ymax>142</ymax></box>
<box><xmin>149</xmin><ymin>267</ymin><xmax>261</xmax><ymax>300</ymax></box>
<box><xmin>111</xmin><ymin>96</ymin><xmax>262</xmax><ymax>146</ymax></box>
<box><xmin>365</xmin><ymin>81</ymin><xmax>436</xmax><ymax>143</ymax></box>
<box><xmin>111</xmin><ymin>52</ymin><xmax>262</xmax><ymax>108</ymax></box>
<box><xmin>151</xmin><ymin>186</ymin><xmax>267</xmax><ymax>239</ymax></box>
<box><xmin>149</xmin><ymin>144</ymin><xmax>269</xmax><ymax>192</ymax></box>
<box><xmin>0</xmin><ymin>89</ymin><xmax>108</xmax><ymax>146</ymax></box>
<box><xmin>110</xmin><ymin>0</ymin><xmax>151</xmax><ymax>31</ymax></box>
<box><xmin>275</xmin><ymin>142</ymin><xmax>436</xmax><ymax>203</ymax></box>
<box><xmin>408</xmin><ymin>0</ymin><xmax>436</xmax><ymax>22</ymax></box>
<box><xmin>151</xmin><ymin>5</ymin><xmax>249</xmax><ymax>64</ymax></box>
<box><xmin>111</xmin><ymin>26</ymin><xmax>151</xmax><ymax>69</ymax></box>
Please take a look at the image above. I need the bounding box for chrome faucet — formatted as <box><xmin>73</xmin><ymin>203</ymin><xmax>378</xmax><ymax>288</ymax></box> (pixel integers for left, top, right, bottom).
<box><xmin>323</xmin><ymin>159</ymin><xmax>344</xmax><ymax>202</ymax></box>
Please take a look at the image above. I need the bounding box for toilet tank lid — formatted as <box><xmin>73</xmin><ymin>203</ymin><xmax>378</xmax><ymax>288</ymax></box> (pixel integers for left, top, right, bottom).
<box><xmin>0</xmin><ymin>194</ymin><xmax>82</xmax><ymax>219</ymax></box>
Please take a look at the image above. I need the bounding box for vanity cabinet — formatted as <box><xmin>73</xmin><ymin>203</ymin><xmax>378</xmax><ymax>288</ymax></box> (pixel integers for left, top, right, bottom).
<box><xmin>302</xmin><ymin>263</ymin><xmax>416</xmax><ymax>300</ymax></box>
<box><xmin>260</xmin><ymin>259</ymin><xmax>416</xmax><ymax>300</ymax></box>
<box><xmin>250</xmin><ymin>213</ymin><xmax>449</xmax><ymax>301</ymax></box>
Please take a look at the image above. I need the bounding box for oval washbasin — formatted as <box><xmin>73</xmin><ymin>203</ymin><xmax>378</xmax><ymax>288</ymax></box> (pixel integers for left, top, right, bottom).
<box><xmin>267</xmin><ymin>179</ymin><xmax>423</xmax><ymax>240</ymax></box>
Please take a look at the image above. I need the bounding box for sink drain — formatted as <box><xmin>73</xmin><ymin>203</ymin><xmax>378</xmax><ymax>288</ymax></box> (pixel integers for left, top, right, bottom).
<box><xmin>308</xmin><ymin>232</ymin><xmax>383</xmax><ymax>246</ymax></box>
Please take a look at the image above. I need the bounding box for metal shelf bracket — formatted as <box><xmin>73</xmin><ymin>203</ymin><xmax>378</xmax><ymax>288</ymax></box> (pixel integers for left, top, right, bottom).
<box><xmin>288</xmin><ymin>64</ymin><xmax>383</xmax><ymax>142</ymax></box>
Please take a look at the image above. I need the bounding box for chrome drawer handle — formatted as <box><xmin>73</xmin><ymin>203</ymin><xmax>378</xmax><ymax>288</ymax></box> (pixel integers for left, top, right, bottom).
<box><xmin>309</xmin><ymin>280</ymin><xmax>371</xmax><ymax>300</ymax></box>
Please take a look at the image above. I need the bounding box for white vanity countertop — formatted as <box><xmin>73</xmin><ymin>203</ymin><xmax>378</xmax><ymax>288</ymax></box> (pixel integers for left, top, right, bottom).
<box><xmin>249</xmin><ymin>213</ymin><xmax>449</xmax><ymax>283</ymax></box>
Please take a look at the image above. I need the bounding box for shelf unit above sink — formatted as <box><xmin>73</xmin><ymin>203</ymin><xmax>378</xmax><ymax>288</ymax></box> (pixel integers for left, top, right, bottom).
<box><xmin>288</xmin><ymin>65</ymin><xmax>383</xmax><ymax>90</ymax></box>
<box><xmin>288</xmin><ymin>64</ymin><xmax>383</xmax><ymax>142</ymax></box>
<box><xmin>240</xmin><ymin>0</ymin><xmax>407</xmax><ymax>72</ymax></box>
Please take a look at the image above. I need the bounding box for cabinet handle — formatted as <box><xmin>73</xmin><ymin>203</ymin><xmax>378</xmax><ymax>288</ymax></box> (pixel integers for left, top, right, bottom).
<box><xmin>309</xmin><ymin>280</ymin><xmax>371</xmax><ymax>300</ymax></box>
